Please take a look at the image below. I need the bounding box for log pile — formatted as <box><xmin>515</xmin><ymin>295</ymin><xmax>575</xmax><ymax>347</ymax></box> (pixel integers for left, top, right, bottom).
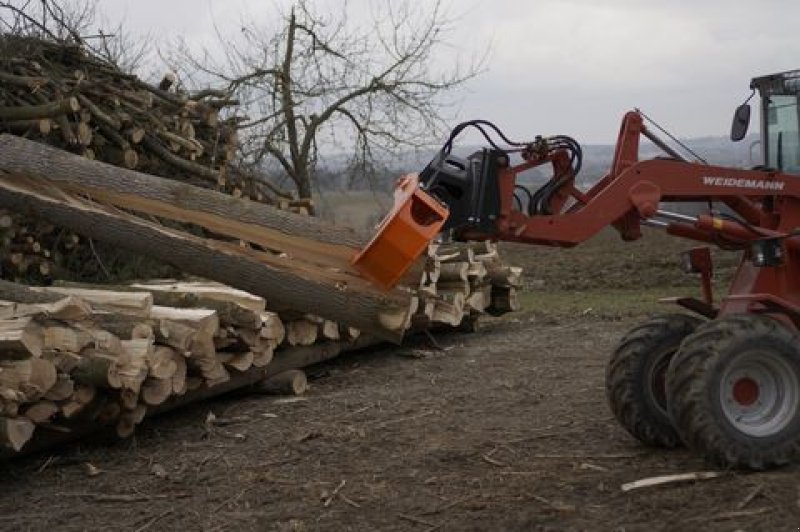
<box><xmin>0</xmin><ymin>36</ymin><xmax>269</xmax><ymax>283</ymax></box>
<box><xmin>0</xmin><ymin>245</ymin><xmax>522</xmax><ymax>455</ymax></box>
<box><xmin>410</xmin><ymin>241</ymin><xmax>522</xmax><ymax>330</ymax></box>
<box><xmin>0</xmin><ymin>279</ymin><xmax>357</xmax><ymax>452</ymax></box>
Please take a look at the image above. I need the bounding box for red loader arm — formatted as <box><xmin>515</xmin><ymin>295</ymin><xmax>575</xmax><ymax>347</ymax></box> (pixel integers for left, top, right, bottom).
<box><xmin>354</xmin><ymin>111</ymin><xmax>800</xmax><ymax>326</ymax></box>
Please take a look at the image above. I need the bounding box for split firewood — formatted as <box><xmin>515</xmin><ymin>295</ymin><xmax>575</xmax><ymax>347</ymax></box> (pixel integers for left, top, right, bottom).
<box><xmin>146</xmin><ymin>346</ymin><xmax>178</xmax><ymax>380</ymax></box>
<box><xmin>259</xmin><ymin>311</ymin><xmax>285</xmax><ymax>346</ymax></box>
<box><xmin>116</xmin><ymin>339</ymin><xmax>151</xmax><ymax>394</ymax></box>
<box><xmin>43</xmin><ymin>373</ymin><xmax>74</xmax><ymax>401</ymax></box>
<box><xmin>60</xmin><ymin>383</ymin><xmax>96</xmax><ymax>419</ymax></box>
<box><xmin>42</xmin><ymin>324</ymin><xmax>93</xmax><ymax>353</ymax></box>
<box><xmin>23</xmin><ymin>400</ymin><xmax>58</xmax><ymax>423</ymax></box>
<box><xmin>321</xmin><ymin>320</ymin><xmax>340</xmax><ymax>341</ymax></box>
<box><xmin>488</xmin><ymin>286</ymin><xmax>520</xmax><ymax>315</ymax></box>
<box><xmin>0</xmin><ymin>416</ymin><xmax>35</xmax><ymax>451</ymax></box>
<box><xmin>285</xmin><ymin>318</ymin><xmax>318</xmax><ymax>346</ymax></box>
<box><xmin>140</xmin><ymin>377</ymin><xmax>173</xmax><ymax>406</ymax></box>
<box><xmin>438</xmin><ymin>262</ymin><xmax>469</xmax><ymax>282</ymax></box>
<box><xmin>0</xmin><ymin>317</ymin><xmax>43</xmax><ymax>359</ymax></box>
<box><xmin>171</xmin><ymin>351</ymin><xmax>187</xmax><ymax>395</ymax></box>
<box><xmin>251</xmin><ymin>346</ymin><xmax>274</xmax><ymax>368</ymax></box>
<box><xmin>252</xmin><ymin>369</ymin><xmax>308</xmax><ymax>396</ymax></box>
<box><xmin>26</xmin><ymin>358</ymin><xmax>57</xmax><ymax>400</ymax></box>
<box><xmin>217</xmin><ymin>350</ymin><xmax>254</xmax><ymax>372</ymax></box>
<box><xmin>486</xmin><ymin>264</ymin><xmax>523</xmax><ymax>288</ymax></box>
<box><xmin>72</xmin><ymin>349</ymin><xmax>119</xmax><ymax>389</ymax></box>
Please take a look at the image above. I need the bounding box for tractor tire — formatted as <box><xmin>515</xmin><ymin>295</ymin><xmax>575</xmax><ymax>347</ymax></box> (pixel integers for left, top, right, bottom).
<box><xmin>667</xmin><ymin>314</ymin><xmax>800</xmax><ymax>469</ymax></box>
<box><xmin>606</xmin><ymin>314</ymin><xmax>703</xmax><ymax>448</ymax></box>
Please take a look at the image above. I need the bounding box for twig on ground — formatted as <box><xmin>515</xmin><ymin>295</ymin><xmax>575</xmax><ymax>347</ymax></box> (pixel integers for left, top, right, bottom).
<box><xmin>621</xmin><ymin>471</ymin><xmax>724</xmax><ymax>492</ymax></box>
<box><xmin>397</xmin><ymin>513</ymin><xmax>439</xmax><ymax>528</ymax></box>
<box><xmin>737</xmin><ymin>483</ymin><xmax>764</xmax><ymax>510</ymax></box>
<box><xmin>481</xmin><ymin>448</ymin><xmax>506</xmax><ymax>467</ymax></box>
<box><xmin>532</xmin><ymin>495</ymin><xmax>575</xmax><ymax>512</ymax></box>
<box><xmin>63</xmin><ymin>492</ymin><xmax>189</xmax><ymax>502</ymax></box>
<box><xmin>323</xmin><ymin>479</ymin><xmax>346</xmax><ymax>507</ymax></box>
<box><xmin>35</xmin><ymin>455</ymin><xmax>57</xmax><ymax>473</ymax></box>
<box><xmin>339</xmin><ymin>492</ymin><xmax>362</xmax><ymax>508</ymax></box>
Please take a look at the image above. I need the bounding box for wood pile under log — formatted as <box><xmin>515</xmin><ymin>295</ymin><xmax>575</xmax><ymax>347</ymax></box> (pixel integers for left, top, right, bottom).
<box><xmin>0</xmin><ymin>237</ymin><xmax>523</xmax><ymax>456</ymax></box>
<box><xmin>0</xmin><ymin>279</ymin><xmax>355</xmax><ymax>452</ymax></box>
<box><xmin>410</xmin><ymin>241</ymin><xmax>522</xmax><ymax>330</ymax></box>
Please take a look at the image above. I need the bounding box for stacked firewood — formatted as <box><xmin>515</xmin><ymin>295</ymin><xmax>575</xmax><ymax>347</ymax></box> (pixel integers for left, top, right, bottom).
<box><xmin>0</xmin><ymin>36</ymin><xmax>265</xmax><ymax>283</ymax></box>
<box><xmin>0</xmin><ymin>279</ymin><xmax>377</xmax><ymax>452</ymax></box>
<box><xmin>0</xmin><ymin>242</ymin><xmax>523</xmax><ymax>454</ymax></box>
<box><xmin>0</xmin><ymin>280</ymin><xmax>283</xmax><ymax>449</ymax></box>
<box><xmin>0</xmin><ymin>37</ymin><xmax>238</xmax><ymax>180</ymax></box>
<box><xmin>410</xmin><ymin>241</ymin><xmax>522</xmax><ymax>330</ymax></box>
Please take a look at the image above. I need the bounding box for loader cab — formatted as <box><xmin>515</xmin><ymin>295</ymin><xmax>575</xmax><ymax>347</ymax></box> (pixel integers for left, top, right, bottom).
<box><xmin>733</xmin><ymin>69</ymin><xmax>800</xmax><ymax>175</ymax></box>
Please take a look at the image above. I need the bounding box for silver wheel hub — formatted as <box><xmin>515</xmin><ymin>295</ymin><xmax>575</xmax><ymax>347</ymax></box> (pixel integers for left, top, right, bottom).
<box><xmin>719</xmin><ymin>349</ymin><xmax>800</xmax><ymax>437</ymax></box>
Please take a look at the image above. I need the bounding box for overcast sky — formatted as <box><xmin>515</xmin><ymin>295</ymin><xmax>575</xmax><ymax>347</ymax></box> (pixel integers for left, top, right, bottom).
<box><xmin>96</xmin><ymin>0</ymin><xmax>797</xmax><ymax>144</ymax></box>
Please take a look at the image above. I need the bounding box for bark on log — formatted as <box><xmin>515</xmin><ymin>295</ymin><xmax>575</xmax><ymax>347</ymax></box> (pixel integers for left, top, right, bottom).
<box><xmin>0</xmin><ymin>134</ymin><xmax>365</xmax><ymax>249</ymax></box>
<box><xmin>0</xmin><ymin>97</ymin><xmax>80</xmax><ymax>121</ymax></box>
<box><xmin>0</xmin><ymin>174</ymin><xmax>409</xmax><ymax>342</ymax></box>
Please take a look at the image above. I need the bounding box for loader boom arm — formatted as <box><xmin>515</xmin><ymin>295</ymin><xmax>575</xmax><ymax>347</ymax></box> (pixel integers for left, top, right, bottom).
<box><xmin>354</xmin><ymin>110</ymin><xmax>800</xmax><ymax>326</ymax></box>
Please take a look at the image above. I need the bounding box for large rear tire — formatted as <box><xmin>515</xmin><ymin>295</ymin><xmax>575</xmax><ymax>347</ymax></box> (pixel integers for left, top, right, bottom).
<box><xmin>606</xmin><ymin>314</ymin><xmax>702</xmax><ymax>448</ymax></box>
<box><xmin>667</xmin><ymin>314</ymin><xmax>800</xmax><ymax>469</ymax></box>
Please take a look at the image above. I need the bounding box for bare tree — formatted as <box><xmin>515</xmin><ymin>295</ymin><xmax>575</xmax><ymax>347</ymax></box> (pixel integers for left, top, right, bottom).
<box><xmin>171</xmin><ymin>0</ymin><xmax>484</xmax><ymax>201</ymax></box>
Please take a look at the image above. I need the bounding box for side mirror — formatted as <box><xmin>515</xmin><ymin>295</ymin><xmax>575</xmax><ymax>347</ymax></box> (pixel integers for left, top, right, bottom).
<box><xmin>730</xmin><ymin>103</ymin><xmax>751</xmax><ymax>141</ymax></box>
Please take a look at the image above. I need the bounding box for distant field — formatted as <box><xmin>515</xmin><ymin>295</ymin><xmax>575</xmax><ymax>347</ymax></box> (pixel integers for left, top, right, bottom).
<box><xmin>316</xmin><ymin>190</ymin><xmax>392</xmax><ymax>231</ymax></box>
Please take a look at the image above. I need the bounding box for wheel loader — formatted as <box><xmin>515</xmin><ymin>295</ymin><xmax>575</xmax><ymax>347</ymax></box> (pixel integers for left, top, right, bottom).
<box><xmin>353</xmin><ymin>69</ymin><xmax>800</xmax><ymax>470</ymax></box>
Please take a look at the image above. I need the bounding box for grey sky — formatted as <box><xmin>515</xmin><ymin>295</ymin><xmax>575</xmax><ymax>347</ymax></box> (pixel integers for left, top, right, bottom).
<box><xmin>97</xmin><ymin>0</ymin><xmax>796</xmax><ymax>144</ymax></box>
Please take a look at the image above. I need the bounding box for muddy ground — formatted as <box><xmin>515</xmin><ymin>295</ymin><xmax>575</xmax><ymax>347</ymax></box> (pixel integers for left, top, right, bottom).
<box><xmin>1</xmin><ymin>230</ymin><xmax>799</xmax><ymax>531</ymax></box>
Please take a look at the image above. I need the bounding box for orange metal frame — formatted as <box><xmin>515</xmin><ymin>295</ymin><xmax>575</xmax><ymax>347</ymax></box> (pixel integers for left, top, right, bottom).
<box><xmin>352</xmin><ymin>174</ymin><xmax>448</xmax><ymax>290</ymax></box>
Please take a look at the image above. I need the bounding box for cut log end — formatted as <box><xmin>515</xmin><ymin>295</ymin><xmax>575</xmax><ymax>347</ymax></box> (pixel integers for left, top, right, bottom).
<box><xmin>252</xmin><ymin>369</ymin><xmax>307</xmax><ymax>396</ymax></box>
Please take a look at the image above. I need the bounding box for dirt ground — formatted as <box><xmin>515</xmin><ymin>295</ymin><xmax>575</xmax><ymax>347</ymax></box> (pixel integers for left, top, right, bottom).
<box><xmin>1</xmin><ymin>230</ymin><xmax>799</xmax><ymax>531</ymax></box>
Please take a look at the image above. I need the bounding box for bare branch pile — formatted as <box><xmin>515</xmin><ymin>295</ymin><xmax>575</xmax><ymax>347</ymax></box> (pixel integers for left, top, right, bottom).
<box><xmin>0</xmin><ymin>36</ymin><xmax>261</xmax><ymax>282</ymax></box>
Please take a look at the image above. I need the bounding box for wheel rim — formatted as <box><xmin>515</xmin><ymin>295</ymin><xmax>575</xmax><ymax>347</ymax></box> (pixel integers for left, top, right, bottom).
<box><xmin>719</xmin><ymin>349</ymin><xmax>800</xmax><ymax>437</ymax></box>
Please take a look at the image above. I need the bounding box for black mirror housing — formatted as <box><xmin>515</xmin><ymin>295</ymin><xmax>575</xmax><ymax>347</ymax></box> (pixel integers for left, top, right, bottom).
<box><xmin>731</xmin><ymin>103</ymin><xmax>751</xmax><ymax>141</ymax></box>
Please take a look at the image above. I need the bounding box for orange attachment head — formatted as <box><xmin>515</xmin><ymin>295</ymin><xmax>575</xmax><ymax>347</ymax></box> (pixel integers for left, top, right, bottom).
<box><xmin>352</xmin><ymin>174</ymin><xmax>449</xmax><ymax>290</ymax></box>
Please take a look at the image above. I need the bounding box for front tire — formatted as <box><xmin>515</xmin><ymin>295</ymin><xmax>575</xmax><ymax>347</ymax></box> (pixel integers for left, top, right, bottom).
<box><xmin>667</xmin><ymin>314</ymin><xmax>800</xmax><ymax>469</ymax></box>
<box><xmin>606</xmin><ymin>314</ymin><xmax>702</xmax><ymax>448</ymax></box>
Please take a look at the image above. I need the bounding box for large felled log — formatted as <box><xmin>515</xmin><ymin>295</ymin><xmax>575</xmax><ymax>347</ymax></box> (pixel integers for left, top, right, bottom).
<box><xmin>0</xmin><ymin>135</ymin><xmax>364</xmax><ymax>251</ymax></box>
<box><xmin>0</xmin><ymin>173</ymin><xmax>410</xmax><ymax>342</ymax></box>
